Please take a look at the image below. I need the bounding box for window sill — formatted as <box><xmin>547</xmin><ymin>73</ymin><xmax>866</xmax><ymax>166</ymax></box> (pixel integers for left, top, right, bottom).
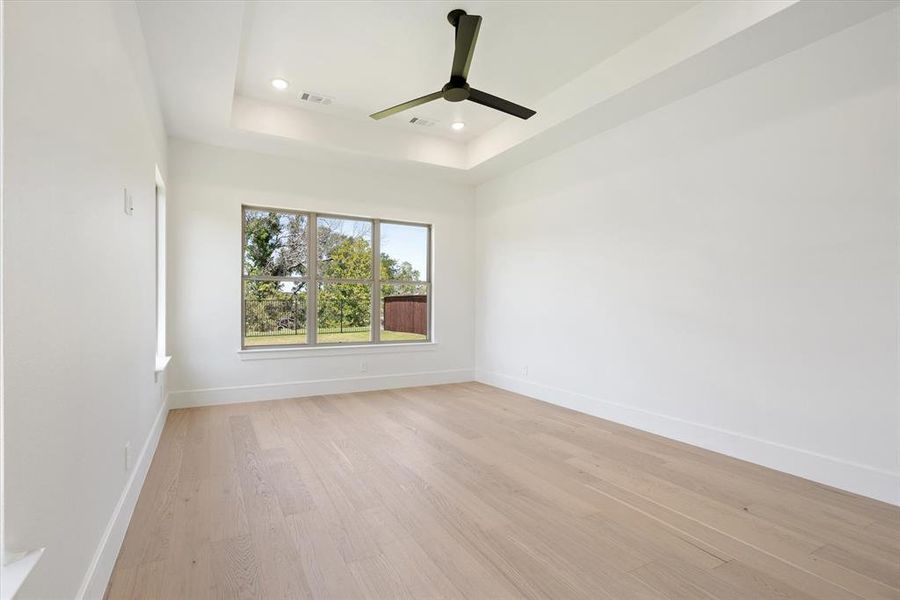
<box><xmin>1</xmin><ymin>548</ymin><xmax>44</xmax><ymax>600</ymax></box>
<box><xmin>155</xmin><ymin>355</ymin><xmax>172</xmax><ymax>373</ymax></box>
<box><xmin>238</xmin><ymin>342</ymin><xmax>437</xmax><ymax>361</ymax></box>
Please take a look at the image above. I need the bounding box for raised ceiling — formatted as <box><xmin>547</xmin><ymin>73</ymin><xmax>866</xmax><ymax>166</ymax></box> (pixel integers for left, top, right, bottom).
<box><xmin>137</xmin><ymin>0</ymin><xmax>894</xmax><ymax>182</ymax></box>
<box><xmin>235</xmin><ymin>1</ymin><xmax>695</xmax><ymax>141</ymax></box>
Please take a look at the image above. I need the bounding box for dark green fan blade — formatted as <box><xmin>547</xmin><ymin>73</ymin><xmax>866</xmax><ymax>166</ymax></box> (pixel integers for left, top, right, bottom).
<box><xmin>370</xmin><ymin>91</ymin><xmax>443</xmax><ymax>120</ymax></box>
<box><xmin>467</xmin><ymin>88</ymin><xmax>535</xmax><ymax>120</ymax></box>
<box><xmin>451</xmin><ymin>14</ymin><xmax>481</xmax><ymax>80</ymax></box>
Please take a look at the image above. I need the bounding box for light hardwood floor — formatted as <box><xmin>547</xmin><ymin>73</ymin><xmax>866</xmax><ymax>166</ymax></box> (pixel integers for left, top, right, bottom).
<box><xmin>107</xmin><ymin>382</ymin><xmax>900</xmax><ymax>599</ymax></box>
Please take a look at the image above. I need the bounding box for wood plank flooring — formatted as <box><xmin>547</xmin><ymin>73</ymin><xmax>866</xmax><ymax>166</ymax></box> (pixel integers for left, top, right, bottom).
<box><xmin>107</xmin><ymin>382</ymin><xmax>900</xmax><ymax>599</ymax></box>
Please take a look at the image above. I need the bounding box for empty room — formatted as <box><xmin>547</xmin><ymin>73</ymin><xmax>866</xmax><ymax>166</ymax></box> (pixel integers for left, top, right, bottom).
<box><xmin>2</xmin><ymin>0</ymin><xmax>899</xmax><ymax>598</ymax></box>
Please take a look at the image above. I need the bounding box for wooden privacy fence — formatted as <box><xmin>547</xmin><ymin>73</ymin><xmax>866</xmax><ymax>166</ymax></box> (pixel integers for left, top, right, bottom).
<box><xmin>383</xmin><ymin>294</ymin><xmax>427</xmax><ymax>335</ymax></box>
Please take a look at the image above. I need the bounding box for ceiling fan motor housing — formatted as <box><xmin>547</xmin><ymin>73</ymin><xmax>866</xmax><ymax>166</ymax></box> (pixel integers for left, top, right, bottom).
<box><xmin>447</xmin><ymin>9</ymin><xmax>467</xmax><ymax>26</ymax></box>
<box><xmin>442</xmin><ymin>78</ymin><xmax>470</xmax><ymax>102</ymax></box>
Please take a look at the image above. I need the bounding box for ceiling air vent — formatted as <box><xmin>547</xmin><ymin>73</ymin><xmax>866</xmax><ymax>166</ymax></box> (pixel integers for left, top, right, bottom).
<box><xmin>299</xmin><ymin>91</ymin><xmax>333</xmax><ymax>105</ymax></box>
<box><xmin>409</xmin><ymin>117</ymin><xmax>438</xmax><ymax>127</ymax></box>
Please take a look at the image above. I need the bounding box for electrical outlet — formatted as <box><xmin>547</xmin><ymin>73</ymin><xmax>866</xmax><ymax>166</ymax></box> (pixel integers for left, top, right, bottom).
<box><xmin>360</xmin><ymin>360</ymin><xmax>368</xmax><ymax>373</ymax></box>
<box><xmin>124</xmin><ymin>442</ymin><xmax>131</xmax><ymax>471</ymax></box>
<box><xmin>522</xmin><ymin>365</ymin><xmax>529</xmax><ymax>377</ymax></box>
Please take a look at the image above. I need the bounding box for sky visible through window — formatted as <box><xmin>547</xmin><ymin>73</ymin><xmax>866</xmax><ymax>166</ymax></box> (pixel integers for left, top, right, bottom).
<box><xmin>380</xmin><ymin>222</ymin><xmax>428</xmax><ymax>279</ymax></box>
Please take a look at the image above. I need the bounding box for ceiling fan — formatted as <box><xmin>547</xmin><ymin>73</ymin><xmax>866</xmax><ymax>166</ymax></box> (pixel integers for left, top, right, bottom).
<box><xmin>370</xmin><ymin>9</ymin><xmax>536</xmax><ymax>121</ymax></box>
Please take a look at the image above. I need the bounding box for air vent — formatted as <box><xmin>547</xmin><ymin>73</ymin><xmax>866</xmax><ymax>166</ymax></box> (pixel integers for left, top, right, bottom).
<box><xmin>299</xmin><ymin>91</ymin><xmax>333</xmax><ymax>105</ymax></box>
<box><xmin>409</xmin><ymin>117</ymin><xmax>438</xmax><ymax>127</ymax></box>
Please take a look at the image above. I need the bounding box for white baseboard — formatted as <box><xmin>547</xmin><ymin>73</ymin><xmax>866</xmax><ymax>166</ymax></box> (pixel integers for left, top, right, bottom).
<box><xmin>476</xmin><ymin>369</ymin><xmax>900</xmax><ymax>507</ymax></box>
<box><xmin>169</xmin><ymin>369</ymin><xmax>475</xmax><ymax>409</ymax></box>
<box><xmin>76</xmin><ymin>395</ymin><xmax>171</xmax><ymax>600</ymax></box>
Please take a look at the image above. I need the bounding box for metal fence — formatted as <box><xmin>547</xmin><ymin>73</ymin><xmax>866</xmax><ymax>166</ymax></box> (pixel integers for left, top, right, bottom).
<box><xmin>244</xmin><ymin>297</ymin><xmax>369</xmax><ymax>338</ymax></box>
<box><xmin>244</xmin><ymin>298</ymin><xmax>306</xmax><ymax>337</ymax></box>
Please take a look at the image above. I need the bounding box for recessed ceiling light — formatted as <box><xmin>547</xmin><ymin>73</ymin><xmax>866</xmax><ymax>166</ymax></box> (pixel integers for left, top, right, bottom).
<box><xmin>451</xmin><ymin>121</ymin><xmax>465</xmax><ymax>131</ymax></box>
<box><xmin>271</xmin><ymin>78</ymin><xmax>289</xmax><ymax>91</ymax></box>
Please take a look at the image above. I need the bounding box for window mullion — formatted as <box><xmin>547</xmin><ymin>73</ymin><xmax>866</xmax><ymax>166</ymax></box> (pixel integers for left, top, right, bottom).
<box><xmin>242</xmin><ymin>275</ymin><xmax>306</xmax><ymax>282</ymax></box>
<box><xmin>317</xmin><ymin>278</ymin><xmax>373</xmax><ymax>285</ymax></box>
<box><xmin>372</xmin><ymin>219</ymin><xmax>381</xmax><ymax>344</ymax></box>
<box><xmin>241</xmin><ymin>208</ymin><xmax>246</xmax><ymax>348</ymax></box>
<box><xmin>308</xmin><ymin>212</ymin><xmax>317</xmax><ymax>345</ymax></box>
<box><xmin>427</xmin><ymin>224</ymin><xmax>432</xmax><ymax>342</ymax></box>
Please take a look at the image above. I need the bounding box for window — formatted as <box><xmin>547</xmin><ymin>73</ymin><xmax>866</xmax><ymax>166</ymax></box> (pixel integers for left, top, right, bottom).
<box><xmin>242</xmin><ymin>206</ymin><xmax>431</xmax><ymax>348</ymax></box>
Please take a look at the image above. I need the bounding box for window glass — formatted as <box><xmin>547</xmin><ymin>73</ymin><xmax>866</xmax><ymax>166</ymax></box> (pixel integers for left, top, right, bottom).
<box><xmin>318</xmin><ymin>217</ymin><xmax>372</xmax><ymax>279</ymax></box>
<box><xmin>381</xmin><ymin>284</ymin><xmax>428</xmax><ymax>342</ymax></box>
<box><xmin>380</xmin><ymin>222</ymin><xmax>428</xmax><ymax>282</ymax></box>
<box><xmin>243</xmin><ymin>280</ymin><xmax>308</xmax><ymax>347</ymax></box>
<box><xmin>243</xmin><ymin>209</ymin><xmax>308</xmax><ymax>277</ymax></box>
<box><xmin>317</xmin><ymin>283</ymin><xmax>372</xmax><ymax>344</ymax></box>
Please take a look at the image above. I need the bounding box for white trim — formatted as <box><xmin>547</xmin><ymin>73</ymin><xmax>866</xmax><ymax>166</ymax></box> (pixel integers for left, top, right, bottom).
<box><xmin>0</xmin><ymin>0</ymin><xmax>6</xmax><ymax>573</ymax></box>
<box><xmin>238</xmin><ymin>341</ymin><xmax>437</xmax><ymax>361</ymax></box>
<box><xmin>154</xmin><ymin>168</ymin><xmax>166</xmax><ymax>360</ymax></box>
<box><xmin>76</xmin><ymin>395</ymin><xmax>171</xmax><ymax>600</ymax></box>
<box><xmin>154</xmin><ymin>355</ymin><xmax>171</xmax><ymax>373</ymax></box>
<box><xmin>169</xmin><ymin>368</ymin><xmax>473</xmax><ymax>409</ymax></box>
<box><xmin>476</xmin><ymin>370</ymin><xmax>900</xmax><ymax>507</ymax></box>
<box><xmin>1</xmin><ymin>548</ymin><xmax>44</xmax><ymax>600</ymax></box>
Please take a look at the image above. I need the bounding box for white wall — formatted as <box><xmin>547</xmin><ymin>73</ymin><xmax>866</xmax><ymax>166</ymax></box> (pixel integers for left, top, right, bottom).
<box><xmin>167</xmin><ymin>140</ymin><xmax>475</xmax><ymax>407</ymax></box>
<box><xmin>475</xmin><ymin>10</ymin><xmax>900</xmax><ymax>505</ymax></box>
<box><xmin>3</xmin><ymin>1</ymin><xmax>169</xmax><ymax>597</ymax></box>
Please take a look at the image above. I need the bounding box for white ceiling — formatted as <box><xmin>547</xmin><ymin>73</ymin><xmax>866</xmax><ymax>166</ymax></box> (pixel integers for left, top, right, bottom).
<box><xmin>137</xmin><ymin>0</ymin><xmax>894</xmax><ymax>182</ymax></box>
<box><xmin>235</xmin><ymin>1</ymin><xmax>696</xmax><ymax>140</ymax></box>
